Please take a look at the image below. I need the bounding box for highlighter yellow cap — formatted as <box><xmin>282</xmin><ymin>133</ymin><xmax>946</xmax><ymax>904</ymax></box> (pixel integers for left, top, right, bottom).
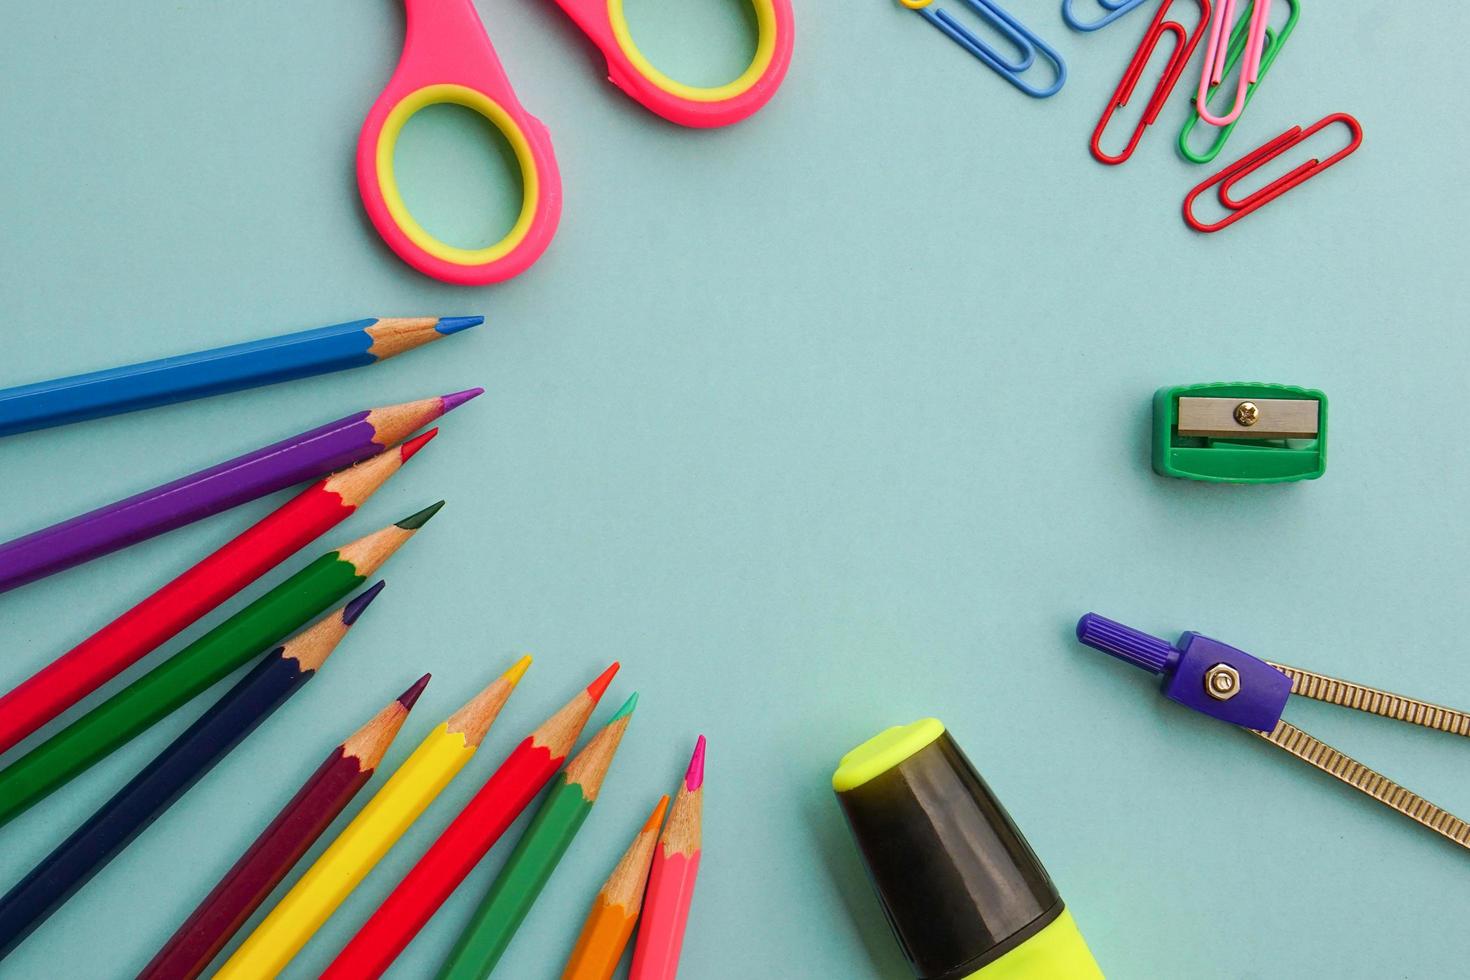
<box><xmin>832</xmin><ymin>718</ymin><xmax>945</xmax><ymax>792</ymax></box>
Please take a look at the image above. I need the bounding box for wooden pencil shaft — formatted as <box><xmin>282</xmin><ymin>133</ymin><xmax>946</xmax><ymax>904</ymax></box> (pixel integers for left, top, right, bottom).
<box><xmin>600</xmin><ymin>807</ymin><xmax>665</xmax><ymax>912</ymax></box>
<box><xmin>660</xmin><ymin>784</ymin><xmax>703</xmax><ymax>859</ymax></box>
<box><xmin>446</xmin><ymin>677</ymin><xmax>517</xmax><ymax>747</ymax></box>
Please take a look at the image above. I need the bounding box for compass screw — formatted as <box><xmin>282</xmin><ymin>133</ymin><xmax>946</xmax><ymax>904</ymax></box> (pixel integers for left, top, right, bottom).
<box><xmin>1204</xmin><ymin>663</ymin><xmax>1240</xmax><ymax>701</ymax></box>
<box><xmin>1234</xmin><ymin>402</ymin><xmax>1260</xmax><ymax>427</ymax></box>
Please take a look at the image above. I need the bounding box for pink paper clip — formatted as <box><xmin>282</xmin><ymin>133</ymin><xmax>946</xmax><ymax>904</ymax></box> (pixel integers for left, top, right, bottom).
<box><xmin>1183</xmin><ymin>112</ymin><xmax>1362</xmax><ymax>233</ymax></box>
<box><xmin>1196</xmin><ymin>0</ymin><xmax>1272</xmax><ymax>127</ymax></box>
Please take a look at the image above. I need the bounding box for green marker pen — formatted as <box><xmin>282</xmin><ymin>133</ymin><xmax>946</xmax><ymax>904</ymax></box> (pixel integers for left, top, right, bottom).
<box><xmin>834</xmin><ymin>719</ymin><xmax>1103</xmax><ymax>980</ymax></box>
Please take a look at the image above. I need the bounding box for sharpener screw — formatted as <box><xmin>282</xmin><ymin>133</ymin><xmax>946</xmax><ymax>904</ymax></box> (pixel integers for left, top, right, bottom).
<box><xmin>1205</xmin><ymin>663</ymin><xmax>1241</xmax><ymax>701</ymax></box>
<box><xmin>1234</xmin><ymin>402</ymin><xmax>1260</xmax><ymax>427</ymax></box>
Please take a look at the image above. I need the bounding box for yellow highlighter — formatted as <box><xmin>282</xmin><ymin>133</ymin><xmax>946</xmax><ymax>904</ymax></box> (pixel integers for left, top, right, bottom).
<box><xmin>216</xmin><ymin>656</ymin><xmax>530</xmax><ymax>979</ymax></box>
<box><xmin>834</xmin><ymin>719</ymin><xmax>1103</xmax><ymax>980</ymax></box>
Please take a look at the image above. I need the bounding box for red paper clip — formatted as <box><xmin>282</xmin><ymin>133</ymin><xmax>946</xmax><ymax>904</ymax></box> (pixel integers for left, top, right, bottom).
<box><xmin>1183</xmin><ymin>112</ymin><xmax>1363</xmax><ymax>232</ymax></box>
<box><xmin>1090</xmin><ymin>0</ymin><xmax>1211</xmax><ymax>165</ymax></box>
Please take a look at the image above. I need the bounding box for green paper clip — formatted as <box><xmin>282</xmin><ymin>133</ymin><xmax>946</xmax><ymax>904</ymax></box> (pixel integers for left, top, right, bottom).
<box><xmin>1153</xmin><ymin>382</ymin><xmax>1327</xmax><ymax>483</ymax></box>
<box><xmin>1178</xmin><ymin>0</ymin><xmax>1300</xmax><ymax>165</ymax></box>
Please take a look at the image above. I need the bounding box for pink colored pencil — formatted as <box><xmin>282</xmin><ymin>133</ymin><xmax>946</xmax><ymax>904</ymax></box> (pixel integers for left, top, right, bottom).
<box><xmin>629</xmin><ymin>736</ymin><xmax>704</xmax><ymax>980</ymax></box>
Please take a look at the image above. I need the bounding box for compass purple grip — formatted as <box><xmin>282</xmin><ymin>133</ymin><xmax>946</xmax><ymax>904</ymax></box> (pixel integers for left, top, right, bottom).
<box><xmin>1076</xmin><ymin>613</ymin><xmax>1178</xmax><ymax>673</ymax></box>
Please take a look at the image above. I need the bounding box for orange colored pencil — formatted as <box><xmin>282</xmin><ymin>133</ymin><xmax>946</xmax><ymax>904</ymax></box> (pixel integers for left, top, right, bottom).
<box><xmin>629</xmin><ymin>736</ymin><xmax>705</xmax><ymax>980</ymax></box>
<box><xmin>562</xmin><ymin>795</ymin><xmax>669</xmax><ymax>980</ymax></box>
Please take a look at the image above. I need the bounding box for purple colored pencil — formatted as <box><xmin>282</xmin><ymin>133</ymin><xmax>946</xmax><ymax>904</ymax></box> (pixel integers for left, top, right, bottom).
<box><xmin>0</xmin><ymin>389</ymin><xmax>481</xmax><ymax>595</ymax></box>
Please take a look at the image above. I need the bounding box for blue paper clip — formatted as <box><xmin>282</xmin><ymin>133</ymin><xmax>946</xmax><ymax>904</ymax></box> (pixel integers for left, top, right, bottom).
<box><xmin>1063</xmin><ymin>0</ymin><xmax>1150</xmax><ymax>31</ymax></box>
<box><xmin>899</xmin><ymin>0</ymin><xmax>1067</xmax><ymax>98</ymax></box>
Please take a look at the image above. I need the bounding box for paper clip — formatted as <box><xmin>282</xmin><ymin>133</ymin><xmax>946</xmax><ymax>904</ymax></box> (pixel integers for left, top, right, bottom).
<box><xmin>1183</xmin><ymin>112</ymin><xmax>1361</xmax><ymax>233</ymax></box>
<box><xmin>1179</xmin><ymin>0</ymin><xmax>1299</xmax><ymax>164</ymax></box>
<box><xmin>899</xmin><ymin>0</ymin><xmax>1067</xmax><ymax>98</ymax></box>
<box><xmin>1078</xmin><ymin>613</ymin><xmax>1470</xmax><ymax>852</ymax></box>
<box><xmin>1196</xmin><ymin>0</ymin><xmax>1272</xmax><ymax>126</ymax></box>
<box><xmin>1090</xmin><ymin>0</ymin><xmax>1211</xmax><ymax>165</ymax></box>
<box><xmin>1063</xmin><ymin>0</ymin><xmax>1149</xmax><ymax>32</ymax></box>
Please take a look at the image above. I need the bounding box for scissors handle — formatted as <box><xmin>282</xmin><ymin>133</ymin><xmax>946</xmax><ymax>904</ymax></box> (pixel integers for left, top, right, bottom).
<box><xmin>357</xmin><ymin>0</ymin><xmax>562</xmax><ymax>285</ymax></box>
<box><xmin>548</xmin><ymin>0</ymin><xmax>794</xmax><ymax>127</ymax></box>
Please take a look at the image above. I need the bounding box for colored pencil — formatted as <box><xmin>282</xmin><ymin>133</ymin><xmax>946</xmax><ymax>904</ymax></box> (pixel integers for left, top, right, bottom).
<box><xmin>629</xmin><ymin>736</ymin><xmax>705</xmax><ymax>980</ymax></box>
<box><xmin>138</xmin><ymin>674</ymin><xmax>431</xmax><ymax>980</ymax></box>
<box><xmin>0</xmin><ymin>431</ymin><xmax>433</xmax><ymax>756</ymax></box>
<box><xmin>0</xmin><ymin>504</ymin><xmax>443</xmax><ymax>828</ymax></box>
<box><xmin>214</xmin><ymin>657</ymin><xmax>532</xmax><ymax>980</ymax></box>
<box><xmin>562</xmin><ymin>795</ymin><xmax>670</xmax><ymax>980</ymax></box>
<box><xmin>438</xmin><ymin>693</ymin><xmax>638</xmax><ymax>980</ymax></box>
<box><xmin>0</xmin><ymin>588</ymin><xmax>381</xmax><ymax>961</ymax></box>
<box><xmin>0</xmin><ymin>316</ymin><xmax>482</xmax><ymax>438</ymax></box>
<box><xmin>0</xmin><ymin>389</ymin><xmax>477</xmax><ymax>594</ymax></box>
<box><xmin>321</xmin><ymin>663</ymin><xmax>621</xmax><ymax>980</ymax></box>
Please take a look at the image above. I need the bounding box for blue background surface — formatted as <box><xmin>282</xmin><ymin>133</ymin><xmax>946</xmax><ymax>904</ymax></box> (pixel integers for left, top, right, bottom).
<box><xmin>2</xmin><ymin>1</ymin><xmax>1469</xmax><ymax>977</ymax></box>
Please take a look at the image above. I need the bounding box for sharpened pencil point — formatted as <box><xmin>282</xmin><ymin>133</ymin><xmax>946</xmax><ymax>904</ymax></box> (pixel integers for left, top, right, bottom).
<box><xmin>685</xmin><ymin>735</ymin><xmax>706</xmax><ymax>791</ymax></box>
<box><xmin>343</xmin><ymin>581</ymin><xmax>386</xmax><ymax>625</ymax></box>
<box><xmin>435</xmin><ymin>315</ymin><xmax>484</xmax><ymax>335</ymax></box>
<box><xmin>586</xmin><ymin>662</ymin><xmax>620</xmax><ymax>703</ymax></box>
<box><xmin>398</xmin><ymin>673</ymin><xmax>431</xmax><ymax>710</ymax></box>
<box><xmin>399</xmin><ymin>428</ymin><xmax>437</xmax><ymax>461</ymax></box>
<box><xmin>609</xmin><ymin>691</ymin><xmax>639</xmax><ymax>722</ymax></box>
<box><xmin>396</xmin><ymin>501</ymin><xmax>444</xmax><ymax>530</ymax></box>
<box><xmin>645</xmin><ymin>794</ymin><xmax>671</xmax><ymax>832</ymax></box>
<box><xmin>438</xmin><ymin>387</ymin><xmax>484</xmax><ymax>413</ymax></box>
<box><xmin>504</xmin><ymin>654</ymin><xmax>533</xmax><ymax>687</ymax></box>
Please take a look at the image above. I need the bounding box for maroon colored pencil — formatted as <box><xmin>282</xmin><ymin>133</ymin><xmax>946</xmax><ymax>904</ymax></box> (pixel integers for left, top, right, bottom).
<box><xmin>135</xmin><ymin>675</ymin><xmax>432</xmax><ymax>980</ymax></box>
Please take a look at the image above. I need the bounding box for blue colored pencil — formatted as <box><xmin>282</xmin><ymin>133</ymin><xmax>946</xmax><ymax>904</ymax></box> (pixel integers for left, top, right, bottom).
<box><xmin>0</xmin><ymin>585</ymin><xmax>383</xmax><ymax>962</ymax></box>
<box><xmin>0</xmin><ymin>316</ymin><xmax>482</xmax><ymax>438</ymax></box>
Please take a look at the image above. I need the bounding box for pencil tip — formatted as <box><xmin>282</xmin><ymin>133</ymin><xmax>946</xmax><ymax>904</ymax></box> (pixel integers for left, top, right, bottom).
<box><xmin>586</xmin><ymin>662</ymin><xmax>620</xmax><ymax>703</ymax></box>
<box><xmin>504</xmin><ymin>654</ymin><xmax>533</xmax><ymax>687</ymax></box>
<box><xmin>646</xmin><ymin>794</ymin><xmax>671</xmax><ymax>831</ymax></box>
<box><xmin>343</xmin><ymin>581</ymin><xmax>386</xmax><ymax>626</ymax></box>
<box><xmin>398</xmin><ymin>673</ymin><xmax>432</xmax><ymax>709</ymax></box>
<box><xmin>399</xmin><ymin>428</ymin><xmax>438</xmax><ymax>461</ymax></box>
<box><xmin>685</xmin><ymin>735</ymin><xmax>706</xmax><ymax>791</ymax></box>
<box><xmin>435</xmin><ymin>315</ymin><xmax>484</xmax><ymax>335</ymax></box>
<box><xmin>438</xmin><ymin>387</ymin><xmax>484</xmax><ymax>414</ymax></box>
<box><xmin>396</xmin><ymin>500</ymin><xmax>445</xmax><ymax>530</ymax></box>
<box><xmin>609</xmin><ymin>691</ymin><xmax>638</xmax><ymax>722</ymax></box>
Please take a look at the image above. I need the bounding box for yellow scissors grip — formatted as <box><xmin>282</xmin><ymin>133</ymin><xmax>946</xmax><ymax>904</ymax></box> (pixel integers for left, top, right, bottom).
<box><xmin>551</xmin><ymin>0</ymin><xmax>795</xmax><ymax>127</ymax></box>
<box><xmin>373</xmin><ymin>86</ymin><xmax>544</xmax><ymax>269</ymax></box>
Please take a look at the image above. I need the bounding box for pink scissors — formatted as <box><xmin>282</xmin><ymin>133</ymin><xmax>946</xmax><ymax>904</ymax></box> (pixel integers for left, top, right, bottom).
<box><xmin>358</xmin><ymin>0</ymin><xmax>795</xmax><ymax>286</ymax></box>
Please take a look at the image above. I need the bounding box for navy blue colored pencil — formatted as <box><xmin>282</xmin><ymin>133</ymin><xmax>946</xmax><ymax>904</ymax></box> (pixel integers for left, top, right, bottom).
<box><xmin>0</xmin><ymin>584</ymin><xmax>384</xmax><ymax>961</ymax></box>
<box><xmin>0</xmin><ymin>316</ymin><xmax>481</xmax><ymax>438</ymax></box>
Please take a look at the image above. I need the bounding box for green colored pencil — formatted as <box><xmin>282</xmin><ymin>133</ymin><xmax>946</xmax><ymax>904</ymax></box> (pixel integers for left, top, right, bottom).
<box><xmin>436</xmin><ymin>694</ymin><xmax>638</xmax><ymax>980</ymax></box>
<box><xmin>0</xmin><ymin>503</ymin><xmax>442</xmax><ymax>828</ymax></box>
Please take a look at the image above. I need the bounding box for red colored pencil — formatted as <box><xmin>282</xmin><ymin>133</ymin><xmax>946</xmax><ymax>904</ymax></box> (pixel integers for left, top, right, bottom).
<box><xmin>136</xmin><ymin>674</ymin><xmax>431</xmax><ymax>980</ymax></box>
<box><xmin>0</xmin><ymin>432</ymin><xmax>435</xmax><ymax>755</ymax></box>
<box><xmin>321</xmin><ymin>663</ymin><xmax>621</xmax><ymax>980</ymax></box>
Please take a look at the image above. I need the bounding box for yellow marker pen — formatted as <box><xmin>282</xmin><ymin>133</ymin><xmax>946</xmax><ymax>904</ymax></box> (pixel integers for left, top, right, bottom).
<box><xmin>834</xmin><ymin>719</ymin><xmax>1103</xmax><ymax>980</ymax></box>
<box><xmin>215</xmin><ymin>656</ymin><xmax>530</xmax><ymax>979</ymax></box>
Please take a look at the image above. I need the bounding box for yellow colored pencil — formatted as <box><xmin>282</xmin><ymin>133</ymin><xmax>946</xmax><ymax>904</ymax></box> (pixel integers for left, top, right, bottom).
<box><xmin>213</xmin><ymin>656</ymin><xmax>530</xmax><ymax>979</ymax></box>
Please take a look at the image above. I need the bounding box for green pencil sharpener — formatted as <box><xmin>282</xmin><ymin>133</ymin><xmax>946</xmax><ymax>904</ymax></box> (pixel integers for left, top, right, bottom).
<box><xmin>1153</xmin><ymin>382</ymin><xmax>1327</xmax><ymax>484</ymax></box>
